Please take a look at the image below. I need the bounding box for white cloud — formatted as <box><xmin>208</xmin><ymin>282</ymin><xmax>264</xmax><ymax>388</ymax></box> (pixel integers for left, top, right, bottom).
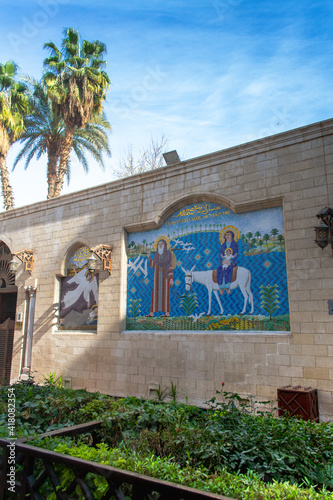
<box><xmin>1</xmin><ymin>1</ymin><xmax>333</xmax><ymax>208</ymax></box>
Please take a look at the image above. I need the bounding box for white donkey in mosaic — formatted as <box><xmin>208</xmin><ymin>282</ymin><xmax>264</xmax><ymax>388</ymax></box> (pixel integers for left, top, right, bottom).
<box><xmin>181</xmin><ymin>265</ymin><xmax>254</xmax><ymax>316</ymax></box>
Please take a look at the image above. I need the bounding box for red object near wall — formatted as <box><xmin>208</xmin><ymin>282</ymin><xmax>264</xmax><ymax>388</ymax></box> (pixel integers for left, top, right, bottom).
<box><xmin>277</xmin><ymin>386</ymin><xmax>319</xmax><ymax>422</ymax></box>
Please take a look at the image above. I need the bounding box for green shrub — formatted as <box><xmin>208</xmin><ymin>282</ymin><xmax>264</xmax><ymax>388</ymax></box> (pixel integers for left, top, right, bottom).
<box><xmin>34</xmin><ymin>438</ymin><xmax>333</xmax><ymax>500</ymax></box>
<box><xmin>99</xmin><ymin>395</ymin><xmax>333</xmax><ymax>491</ymax></box>
<box><xmin>1</xmin><ymin>383</ymin><xmax>332</xmax><ymax>496</ymax></box>
<box><xmin>0</xmin><ymin>382</ymin><xmax>113</xmax><ymax>437</ymax></box>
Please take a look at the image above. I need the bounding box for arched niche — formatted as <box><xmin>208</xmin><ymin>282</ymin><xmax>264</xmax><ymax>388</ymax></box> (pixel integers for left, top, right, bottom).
<box><xmin>57</xmin><ymin>243</ymin><xmax>99</xmax><ymax>332</ymax></box>
<box><xmin>57</xmin><ymin>238</ymin><xmax>93</xmax><ymax>277</ymax></box>
<box><xmin>0</xmin><ymin>242</ymin><xmax>16</xmax><ymax>290</ymax></box>
<box><xmin>124</xmin><ymin>193</ymin><xmax>283</xmax><ymax>233</ymax></box>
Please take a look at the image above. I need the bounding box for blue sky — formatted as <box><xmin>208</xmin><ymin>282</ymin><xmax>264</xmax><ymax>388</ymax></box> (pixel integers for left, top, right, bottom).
<box><xmin>1</xmin><ymin>0</ymin><xmax>333</xmax><ymax>208</ymax></box>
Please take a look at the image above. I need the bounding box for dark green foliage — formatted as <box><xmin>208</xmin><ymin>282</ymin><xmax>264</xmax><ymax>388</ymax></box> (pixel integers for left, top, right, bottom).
<box><xmin>1</xmin><ymin>383</ymin><xmax>332</xmax><ymax>499</ymax></box>
<box><xmin>0</xmin><ymin>381</ymin><xmax>115</xmax><ymax>437</ymax></box>
<box><xmin>98</xmin><ymin>394</ymin><xmax>333</xmax><ymax>492</ymax></box>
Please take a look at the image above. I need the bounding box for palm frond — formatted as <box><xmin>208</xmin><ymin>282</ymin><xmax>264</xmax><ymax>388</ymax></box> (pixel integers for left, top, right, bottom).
<box><xmin>13</xmin><ymin>78</ymin><xmax>111</xmax><ymax>189</ymax></box>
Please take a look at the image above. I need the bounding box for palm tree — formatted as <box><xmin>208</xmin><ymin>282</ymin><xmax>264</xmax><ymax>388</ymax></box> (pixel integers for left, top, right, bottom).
<box><xmin>271</xmin><ymin>228</ymin><xmax>279</xmax><ymax>240</ymax></box>
<box><xmin>263</xmin><ymin>233</ymin><xmax>270</xmax><ymax>248</ymax></box>
<box><xmin>12</xmin><ymin>79</ymin><xmax>62</xmax><ymax>199</ymax></box>
<box><xmin>277</xmin><ymin>234</ymin><xmax>284</xmax><ymax>248</ymax></box>
<box><xmin>43</xmin><ymin>28</ymin><xmax>111</xmax><ymax>197</ymax></box>
<box><xmin>13</xmin><ymin>80</ymin><xmax>111</xmax><ymax>199</ymax></box>
<box><xmin>0</xmin><ymin>61</ymin><xmax>30</xmax><ymax>209</ymax></box>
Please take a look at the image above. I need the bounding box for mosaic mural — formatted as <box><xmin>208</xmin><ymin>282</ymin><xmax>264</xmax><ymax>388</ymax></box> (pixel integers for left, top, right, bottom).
<box><xmin>59</xmin><ymin>245</ymin><xmax>98</xmax><ymax>331</ymax></box>
<box><xmin>126</xmin><ymin>203</ymin><xmax>290</xmax><ymax>332</ymax></box>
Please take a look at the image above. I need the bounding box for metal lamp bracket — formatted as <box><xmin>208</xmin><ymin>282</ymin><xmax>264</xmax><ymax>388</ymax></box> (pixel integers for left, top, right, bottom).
<box><xmin>14</xmin><ymin>250</ymin><xmax>34</xmax><ymax>274</ymax></box>
<box><xmin>90</xmin><ymin>244</ymin><xmax>113</xmax><ymax>274</ymax></box>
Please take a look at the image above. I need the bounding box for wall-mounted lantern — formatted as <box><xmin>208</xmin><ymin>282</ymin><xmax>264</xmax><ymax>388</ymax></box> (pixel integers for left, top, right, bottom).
<box><xmin>9</xmin><ymin>256</ymin><xmax>19</xmax><ymax>274</ymax></box>
<box><xmin>90</xmin><ymin>244</ymin><xmax>113</xmax><ymax>274</ymax></box>
<box><xmin>87</xmin><ymin>252</ymin><xmax>98</xmax><ymax>273</ymax></box>
<box><xmin>315</xmin><ymin>207</ymin><xmax>333</xmax><ymax>253</ymax></box>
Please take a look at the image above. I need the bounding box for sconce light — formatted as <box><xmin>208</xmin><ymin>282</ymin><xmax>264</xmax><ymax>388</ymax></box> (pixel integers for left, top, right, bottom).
<box><xmin>12</xmin><ymin>250</ymin><xmax>34</xmax><ymax>274</ymax></box>
<box><xmin>90</xmin><ymin>244</ymin><xmax>113</xmax><ymax>274</ymax></box>
<box><xmin>9</xmin><ymin>257</ymin><xmax>19</xmax><ymax>274</ymax></box>
<box><xmin>87</xmin><ymin>252</ymin><xmax>97</xmax><ymax>273</ymax></box>
<box><xmin>315</xmin><ymin>207</ymin><xmax>333</xmax><ymax>252</ymax></box>
<box><xmin>314</xmin><ymin>223</ymin><xmax>330</xmax><ymax>250</ymax></box>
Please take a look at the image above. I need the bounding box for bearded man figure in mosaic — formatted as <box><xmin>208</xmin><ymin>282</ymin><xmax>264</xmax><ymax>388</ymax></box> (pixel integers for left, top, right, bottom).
<box><xmin>146</xmin><ymin>237</ymin><xmax>174</xmax><ymax>317</ymax></box>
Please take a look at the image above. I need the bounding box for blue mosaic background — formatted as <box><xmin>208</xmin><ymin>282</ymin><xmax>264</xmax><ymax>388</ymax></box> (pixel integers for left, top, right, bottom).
<box><xmin>126</xmin><ymin>203</ymin><xmax>289</xmax><ymax>329</ymax></box>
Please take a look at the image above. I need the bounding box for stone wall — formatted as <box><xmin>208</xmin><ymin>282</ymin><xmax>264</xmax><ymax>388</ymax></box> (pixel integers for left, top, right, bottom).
<box><xmin>2</xmin><ymin>119</ymin><xmax>333</xmax><ymax>420</ymax></box>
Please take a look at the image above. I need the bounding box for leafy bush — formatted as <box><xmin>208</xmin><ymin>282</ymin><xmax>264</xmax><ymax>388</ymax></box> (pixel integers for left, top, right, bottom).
<box><xmin>0</xmin><ymin>381</ymin><xmax>115</xmax><ymax>437</ymax></box>
<box><xmin>34</xmin><ymin>438</ymin><xmax>333</xmax><ymax>500</ymax></box>
<box><xmin>99</xmin><ymin>393</ymin><xmax>333</xmax><ymax>492</ymax></box>
<box><xmin>1</xmin><ymin>382</ymin><xmax>332</xmax><ymax>497</ymax></box>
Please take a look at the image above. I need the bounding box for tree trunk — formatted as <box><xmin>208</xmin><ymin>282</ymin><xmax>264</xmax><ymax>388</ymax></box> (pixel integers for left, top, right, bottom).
<box><xmin>51</xmin><ymin>125</ymin><xmax>74</xmax><ymax>198</ymax></box>
<box><xmin>0</xmin><ymin>155</ymin><xmax>14</xmax><ymax>210</ymax></box>
<box><xmin>47</xmin><ymin>148</ymin><xmax>60</xmax><ymax>199</ymax></box>
<box><xmin>0</xmin><ymin>127</ymin><xmax>14</xmax><ymax>210</ymax></box>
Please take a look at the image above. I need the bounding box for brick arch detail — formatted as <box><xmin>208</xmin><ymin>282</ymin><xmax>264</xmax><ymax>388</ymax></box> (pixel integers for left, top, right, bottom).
<box><xmin>124</xmin><ymin>193</ymin><xmax>283</xmax><ymax>233</ymax></box>
<box><xmin>57</xmin><ymin>238</ymin><xmax>93</xmax><ymax>277</ymax></box>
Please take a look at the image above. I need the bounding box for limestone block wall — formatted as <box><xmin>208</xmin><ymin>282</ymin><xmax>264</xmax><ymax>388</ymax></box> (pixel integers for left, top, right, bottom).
<box><xmin>1</xmin><ymin>118</ymin><xmax>332</xmax><ymax>420</ymax></box>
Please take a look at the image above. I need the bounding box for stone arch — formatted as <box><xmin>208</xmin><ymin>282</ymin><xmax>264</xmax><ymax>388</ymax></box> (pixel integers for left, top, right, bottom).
<box><xmin>57</xmin><ymin>238</ymin><xmax>93</xmax><ymax>277</ymax></box>
<box><xmin>0</xmin><ymin>239</ymin><xmax>17</xmax><ymax>385</ymax></box>
<box><xmin>0</xmin><ymin>240</ymin><xmax>16</xmax><ymax>290</ymax></box>
<box><xmin>156</xmin><ymin>193</ymin><xmax>235</xmax><ymax>228</ymax></box>
<box><xmin>56</xmin><ymin>241</ymin><xmax>99</xmax><ymax>332</ymax></box>
<box><xmin>0</xmin><ymin>234</ymin><xmax>13</xmax><ymax>252</ymax></box>
<box><xmin>124</xmin><ymin>193</ymin><xmax>283</xmax><ymax>233</ymax></box>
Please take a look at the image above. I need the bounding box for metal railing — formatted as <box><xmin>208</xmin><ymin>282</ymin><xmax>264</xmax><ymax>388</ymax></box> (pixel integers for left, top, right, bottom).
<box><xmin>0</xmin><ymin>421</ymin><xmax>234</xmax><ymax>500</ymax></box>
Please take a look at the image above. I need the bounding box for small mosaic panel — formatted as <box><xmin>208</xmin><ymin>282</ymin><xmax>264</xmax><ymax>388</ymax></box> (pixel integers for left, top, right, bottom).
<box><xmin>126</xmin><ymin>202</ymin><xmax>290</xmax><ymax>333</ymax></box>
<box><xmin>59</xmin><ymin>245</ymin><xmax>99</xmax><ymax>331</ymax></box>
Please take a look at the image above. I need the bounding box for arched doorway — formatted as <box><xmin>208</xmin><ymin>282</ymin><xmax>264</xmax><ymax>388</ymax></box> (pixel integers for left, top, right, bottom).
<box><xmin>0</xmin><ymin>242</ymin><xmax>17</xmax><ymax>385</ymax></box>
